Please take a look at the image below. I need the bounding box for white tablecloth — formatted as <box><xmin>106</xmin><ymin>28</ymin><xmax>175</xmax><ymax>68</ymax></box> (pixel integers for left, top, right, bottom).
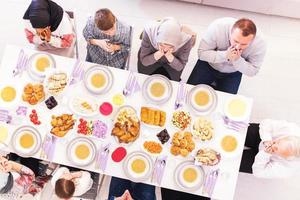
<box><xmin>0</xmin><ymin>45</ymin><xmax>253</xmax><ymax>200</ymax></box>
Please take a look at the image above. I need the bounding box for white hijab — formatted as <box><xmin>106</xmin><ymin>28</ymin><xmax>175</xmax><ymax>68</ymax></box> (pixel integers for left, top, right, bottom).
<box><xmin>144</xmin><ymin>17</ymin><xmax>192</xmax><ymax>52</ymax></box>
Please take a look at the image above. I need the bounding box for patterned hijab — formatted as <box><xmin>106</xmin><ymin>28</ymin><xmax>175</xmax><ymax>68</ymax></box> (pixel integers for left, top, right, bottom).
<box><xmin>144</xmin><ymin>17</ymin><xmax>191</xmax><ymax>52</ymax></box>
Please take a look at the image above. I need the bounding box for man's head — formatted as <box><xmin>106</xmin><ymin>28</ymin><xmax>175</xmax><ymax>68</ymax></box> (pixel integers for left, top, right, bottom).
<box><xmin>271</xmin><ymin>136</ymin><xmax>300</xmax><ymax>159</ymax></box>
<box><xmin>55</xmin><ymin>178</ymin><xmax>75</xmax><ymax>200</ymax></box>
<box><xmin>95</xmin><ymin>8</ymin><xmax>116</xmax><ymax>36</ymax></box>
<box><xmin>230</xmin><ymin>18</ymin><xmax>256</xmax><ymax>51</ymax></box>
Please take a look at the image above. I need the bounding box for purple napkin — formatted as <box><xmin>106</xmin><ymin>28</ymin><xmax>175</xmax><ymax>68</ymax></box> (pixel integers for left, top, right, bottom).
<box><xmin>153</xmin><ymin>155</ymin><xmax>167</xmax><ymax>185</ymax></box>
<box><xmin>97</xmin><ymin>143</ymin><xmax>111</xmax><ymax>171</ymax></box>
<box><xmin>41</xmin><ymin>135</ymin><xmax>57</xmax><ymax>161</ymax></box>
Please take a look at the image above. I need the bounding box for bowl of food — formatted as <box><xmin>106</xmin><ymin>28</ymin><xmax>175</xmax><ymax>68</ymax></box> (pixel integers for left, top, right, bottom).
<box><xmin>142</xmin><ymin>74</ymin><xmax>173</xmax><ymax>105</ymax></box>
<box><xmin>224</xmin><ymin>96</ymin><xmax>250</xmax><ymax>122</ymax></box>
<box><xmin>191</xmin><ymin>117</ymin><xmax>214</xmax><ymax>141</ymax></box>
<box><xmin>194</xmin><ymin>148</ymin><xmax>221</xmax><ymax>166</ymax></box>
<box><xmin>187</xmin><ymin>84</ymin><xmax>217</xmax><ymax>115</ymax></box>
<box><xmin>83</xmin><ymin>65</ymin><xmax>114</xmax><ymax>95</ymax></box>
<box><xmin>27</xmin><ymin>53</ymin><xmax>56</xmax><ymax>81</ymax></box>
<box><xmin>111</xmin><ymin>106</ymin><xmax>140</xmax><ymax>144</ymax></box>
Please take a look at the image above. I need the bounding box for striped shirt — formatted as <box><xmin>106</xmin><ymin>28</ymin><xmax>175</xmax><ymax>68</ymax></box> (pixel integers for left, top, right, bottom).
<box><xmin>83</xmin><ymin>17</ymin><xmax>131</xmax><ymax>69</ymax></box>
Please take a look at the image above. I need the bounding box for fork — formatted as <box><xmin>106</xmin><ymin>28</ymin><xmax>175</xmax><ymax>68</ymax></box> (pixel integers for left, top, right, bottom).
<box><xmin>175</xmin><ymin>82</ymin><xmax>188</xmax><ymax>109</ymax></box>
<box><xmin>70</xmin><ymin>60</ymin><xmax>84</xmax><ymax>85</ymax></box>
<box><xmin>223</xmin><ymin>115</ymin><xmax>249</xmax><ymax>131</ymax></box>
<box><xmin>123</xmin><ymin>72</ymin><xmax>134</xmax><ymax>96</ymax></box>
<box><xmin>13</xmin><ymin>49</ymin><xmax>28</xmax><ymax>77</ymax></box>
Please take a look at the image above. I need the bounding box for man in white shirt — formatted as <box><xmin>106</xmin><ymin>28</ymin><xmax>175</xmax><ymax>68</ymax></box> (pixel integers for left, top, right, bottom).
<box><xmin>188</xmin><ymin>18</ymin><xmax>267</xmax><ymax>94</ymax></box>
<box><xmin>240</xmin><ymin>119</ymin><xmax>300</xmax><ymax>179</ymax></box>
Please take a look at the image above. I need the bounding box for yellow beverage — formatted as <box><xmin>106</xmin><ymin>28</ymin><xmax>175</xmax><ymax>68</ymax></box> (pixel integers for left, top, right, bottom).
<box><xmin>228</xmin><ymin>99</ymin><xmax>247</xmax><ymax>117</ymax></box>
<box><xmin>183</xmin><ymin>167</ymin><xmax>197</xmax><ymax>183</ymax></box>
<box><xmin>221</xmin><ymin>135</ymin><xmax>238</xmax><ymax>152</ymax></box>
<box><xmin>1</xmin><ymin>86</ymin><xmax>16</xmax><ymax>102</ymax></box>
<box><xmin>194</xmin><ymin>91</ymin><xmax>209</xmax><ymax>106</ymax></box>
<box><xmin>112</xmin><ymin>94</ymin><xmax>125</xmax><ymax>106</ymax></box>
<box><xmin>150</xmin><ymin>82</ymin><xmax>165</xmax><ymax>97</ymax></box>
<box><xmin>36</xmin><ymin>57</ymin><xmax>50</xmax><ymax>72</ymax></box>
<box><xmin>91</xmin><ymin>73</ymin><xmax>106</xmax><ymax>88</ymax></box>
<box><xmin>131</xmin><ymin>159</ymin><xmax>146</xmax><ymax>174</ymax></box>
<box><xmin>0</xmin><ymin>126</ymin><xmax>8</xmax><ymax>143</ymax></box>
<box><xmin>75</xmin><ymin>144</ymin><xmax>90</xmax><ymax>160</ymax></box>
<box><xmin>20</xmin><ymin>132</ymin><xmax>34</xmax><ymax>149</ymax></box>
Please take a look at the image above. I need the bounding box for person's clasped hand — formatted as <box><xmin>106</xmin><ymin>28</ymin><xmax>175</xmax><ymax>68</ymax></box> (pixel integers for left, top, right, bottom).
<box><xmin>115</xmin><ymin>190</ymin><xmax>133</xmax><ymax>200</ymax></box>
<box><xmin>94</xmin><ymin>39</ymin><xmax>114</xmax><ymax>53</ymax></box>
<box><xmin>165</xmin><ymin>48</ymin><xmax>175</xmax><ymax>63</ymax></box>
<box><xmin>38</xmin><ymin>27</ymin><xmax>51</xmax><ymax>42</ymax></box>
<box><xmin>226</xmin><ymin>45</ymin><xmax>242</xmax><ymax>62</ymax></box>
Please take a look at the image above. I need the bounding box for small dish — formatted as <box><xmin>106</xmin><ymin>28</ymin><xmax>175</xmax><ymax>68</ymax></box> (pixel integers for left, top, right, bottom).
<box><xmin>217</xmin><ymin>132</ymin><xmax>243</xmax><ymax>158</ymax></box>
<box><xmin>0</xmin><ymin>83</ymin><xmax>22</xmax><ymax>107</ymax></box>
<box><xmin>191</xmin><ymin>117</ymin><xmax>214</xmax><ymax>141</ymax></box>
<box><xmin>69</xmin><ymin>96</ymin><xmax>99</xmax><ymax>117</ymax></box>
<box><xmin>66</xmin><ymin>136</ymin><xmax>97</xmax><ymax>167</ymax></box>
<box><xmin>224</xmin><ymin>96</ymin><xmax>250</xmax><ymax>122</ymax></box>
<box><xmin>44</xmin><ymin>69</ymin><xmax>69</xmax><ymax>97</ymax></box>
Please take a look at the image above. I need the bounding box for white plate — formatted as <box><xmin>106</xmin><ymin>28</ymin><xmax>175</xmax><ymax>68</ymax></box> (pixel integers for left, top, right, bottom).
<box><xmin>142</xmin><ymin>75</ymin><xmax>173</xmax><ymax>105</ymax></box>
<box><xmin>83</xmin><ymin>65</ymin><xmax>114</xmax><ymax>95</ymax></box>
<box><xmin>66</xmin><ymin>136</ymin><xmax>97</xmax><ymax>167</ymax></box>
<box><xmin>69</xmin><ymin>96</ymin><xmax>99</xmax><ymax>117</ymax></box>
<box><xmin>217</xmin><ymin>132</ymin><xmax>243</xmax><ymax>159</ymax></box>
<box><xmin>224</xmin><ymin>96</ymin><xmax>250</xmax><ymax>122</ymax></box>
<box><xmin>188</xmin><ymin>84</ymin><xmax>218</xmax><ymax>116</ymax></box>
<box><xmin>174</xmin><ymin>161</ymin><xmax>205</xmax><ymax>191</ymax></box>
<box><xmin>191</xmin><ymin>117</ymin><xmax>214</xmax><ymax>141</ymax></box>
<box><xmin>0</xmin><ymin>83</ymin><xmax>22</xmax><ymax>108</ymax></box>
<box><xmin>27</xmin><ymin>53</ymin><xmax>56</xmax><ymax>82</ymax></box>
<box><xmin>112</xmin><ymin>106</ymin><xmax>140</xmax><ymax>144</ymax></box>
<box><xmin>44</xmin><ymin>69</ymin><xmax>69</xmax><ymax>97</ymax></box>
<box><xmin>141</xmin><ymin>140</ymin><xmax>163</xmax><ymax>157</ymax></box>
<box><xmin>139</xmin><ymin>106</ymin><xmax>167</xmax><ymax>128</ymax></box>
<box><xmin>11</xmin><ymin>126</ymin><xmax>42</xmax><ymax>157</ymax></box>
<box><xmin>123</xmin><ymin>151</ymin><xmax>153</xmax><ymax>182</ymax></box>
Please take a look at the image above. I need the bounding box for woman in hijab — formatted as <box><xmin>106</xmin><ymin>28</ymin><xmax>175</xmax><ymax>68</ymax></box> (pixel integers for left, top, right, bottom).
<box><xmin>23</xmin><ymin>0</ymin><xmax>75</xmax><ymax>57</ymax></box>
<box><xmin>138</xmin><ymin>17</ymin><xmax>196</xmax><ymax>81</ymax></box>
<box><xmin>240</xmin><ymin>119</ymin><xmax>300</xmax><ymax>178</ymax></box>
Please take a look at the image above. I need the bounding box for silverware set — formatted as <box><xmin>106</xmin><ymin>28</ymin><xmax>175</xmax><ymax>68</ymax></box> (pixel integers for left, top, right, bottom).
<box><xmin>96</xmin><ymin>143</ymin><xmax>111</xmax><ymax>171</ymax></box>
<box><xmin>40</xmin><ymin>134</ymin><xmax>57</xmax><ymax>161</ymax></box>
<box><xmin>222</xmin><ymin>115</ymin><xmax>249</xmax><ymax>131</ymax></box>
<box><xmin>13</xmin><ymin>49</ymin><xmax>28</xmax><ymax>77</ymax></box>
<box><xmin>202</xmin><ymin>169</ymin><xmax>219</xmax><ymax>197</ymax></box>
<box><xmin>69</xmin><ymin>59</ymin><xmax>84</xmax><ymax>85</ymax></box>
<box><xmin>123</xmin><ymin>71</ymin><xmax>138</xmax><ymax>96</ymax></box>
<box><xmin>0</xmin><ymin>109</ymin><xmax>11</xmax><ymax>123</ymax></box>
<box><xmin>151</xmin><ymin>155</ymin><xmax>167</xmax><ymax>185</ymax></box>
<box><xmin>174</xmin><ymin>81</ymin><xmax>188</xmax><ymax>109</ymax></box>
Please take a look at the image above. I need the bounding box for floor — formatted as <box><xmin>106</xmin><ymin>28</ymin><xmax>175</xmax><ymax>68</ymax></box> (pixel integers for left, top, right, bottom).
<box><xmin>0</xmin><ymin>0</ymin><xmax>300</xmax><ymax>200</ymax></box>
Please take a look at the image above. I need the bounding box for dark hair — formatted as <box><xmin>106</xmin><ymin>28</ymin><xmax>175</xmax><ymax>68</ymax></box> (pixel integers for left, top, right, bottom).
<box><xmin>94</xmin><ymin>8</ymin><xmax>116</xmax><ymax>31</ymax></box>
<box><xmin>0</xmin><ymin>172</ymin><xmax>14</xmax><ymax>194</ymax></box>
<box><xmin>55</xmin><ymin>178</ymin><xmax>75</xmax><ymax>199</ymax></box>
<box><xmin>232</xmin><ymin>18</ymin><xmax>257</xmax><ymax>37</ymax></box>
